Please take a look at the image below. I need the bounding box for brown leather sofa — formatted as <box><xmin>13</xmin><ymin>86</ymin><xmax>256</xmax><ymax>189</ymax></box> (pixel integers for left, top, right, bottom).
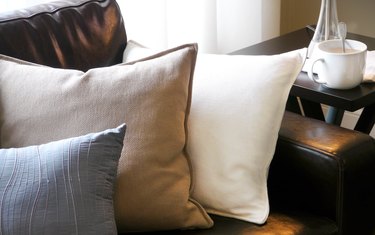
<box><xmin>1</xmin><ymin>0</ymin><xmax>374</xmax><ymax>234</ymax></box>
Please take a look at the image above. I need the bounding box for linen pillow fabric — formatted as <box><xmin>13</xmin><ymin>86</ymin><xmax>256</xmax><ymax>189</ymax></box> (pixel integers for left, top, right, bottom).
<box><xmin>188</xmin><ymin>51</ymin><xmax>306</xmax><ymax>224</ymax></box>
<box><xmin>122</xmin><ymin>41</ymin><xmax>306</xmax><ymax>224</ymax></box>
<box><xmin>0</xmin><ymin>124</ymin><xmax>126</xmax><ymax>235</ymax></box>
<box><xmin>0</xmin><ymin>44</ymin><xmax>213</xmax><ymax>232</ymax></box>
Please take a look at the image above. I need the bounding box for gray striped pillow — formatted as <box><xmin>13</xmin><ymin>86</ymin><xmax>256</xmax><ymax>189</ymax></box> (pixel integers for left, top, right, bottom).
<box><xmin>0</xmin><ymin>124</ymin><xmax>126</xmax><ymax>235</ymax></box>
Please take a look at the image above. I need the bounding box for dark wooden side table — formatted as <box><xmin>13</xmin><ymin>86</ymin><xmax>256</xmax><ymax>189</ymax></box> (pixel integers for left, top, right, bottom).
<box><xmin>231</xmin><ymin>27</ymin><xmax>375</xmax><ymax>135</ymax></box>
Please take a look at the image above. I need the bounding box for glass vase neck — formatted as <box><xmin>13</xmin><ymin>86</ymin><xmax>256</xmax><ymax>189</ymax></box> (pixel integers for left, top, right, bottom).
<box><xmin>307</xmin><ymin>0</ymin><xmax>339</xmax><ymax>59</ymax></box>
<box><xmin>313</xmin><ymin>0</ymin><xmax>339</xmax><ymax>42</ymax></box>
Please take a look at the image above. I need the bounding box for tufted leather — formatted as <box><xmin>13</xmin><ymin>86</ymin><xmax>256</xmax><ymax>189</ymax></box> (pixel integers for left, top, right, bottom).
<box><xmin>0</xmin><ymin>0</ymin><xmax>126</xmax><ymax>71</ymax></box>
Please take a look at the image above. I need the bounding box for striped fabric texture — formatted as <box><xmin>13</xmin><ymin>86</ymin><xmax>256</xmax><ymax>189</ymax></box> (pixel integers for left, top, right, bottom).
<box><xmin>0</xmin><ymin>124</ymin><xmax>126</xmax><ymax>235</ymax></box>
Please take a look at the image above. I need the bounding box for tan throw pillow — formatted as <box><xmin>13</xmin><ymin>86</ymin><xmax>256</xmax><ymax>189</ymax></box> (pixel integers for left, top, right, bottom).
<box><xmin>0</xmin><ymin>44</ymin><xmax>213</xmax><ymax>232</ymax></box>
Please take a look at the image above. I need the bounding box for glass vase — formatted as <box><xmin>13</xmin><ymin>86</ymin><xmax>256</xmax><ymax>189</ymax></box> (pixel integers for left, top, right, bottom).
<box><xmin>307</xmin><ymin>0</ymin><xmax>339</xmax><ymax>59</ymax></box>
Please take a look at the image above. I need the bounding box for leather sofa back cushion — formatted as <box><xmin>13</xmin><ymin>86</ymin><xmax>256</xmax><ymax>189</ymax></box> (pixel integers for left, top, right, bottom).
<box><xmin>0</xmin><ymin>0</ymin><xmax>126</xmax><ymax>71</ymax></box>
<box><xmin>0</xmin><ymin>44</ymin><xmax>213</xmax><ymax>232</ymax></box>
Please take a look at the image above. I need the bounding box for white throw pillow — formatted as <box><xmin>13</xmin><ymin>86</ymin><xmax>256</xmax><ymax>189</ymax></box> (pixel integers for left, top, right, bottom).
<box><xmin>123</xmin><ymin>41</ymin><xmax>306</xmax><ymax>224</ymax></box>
<box><xmin>188</xmin><ymin>52</ymin><xmax>305</xmax><ymax>224</ymax></box>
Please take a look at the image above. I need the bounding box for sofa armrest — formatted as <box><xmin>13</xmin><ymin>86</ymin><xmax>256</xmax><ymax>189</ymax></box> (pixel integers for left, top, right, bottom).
<box><xmin>268</xmin><ymin>111</ymin><xmax>375</xmax><ymax>235</ymax></box>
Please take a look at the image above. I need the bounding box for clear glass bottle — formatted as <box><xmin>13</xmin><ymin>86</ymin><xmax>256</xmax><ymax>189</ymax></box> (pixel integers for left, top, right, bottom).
<box><xmin>307</xmin><ymin>0</ymin><xmax>339</xmax><ymax>58</ymax></box>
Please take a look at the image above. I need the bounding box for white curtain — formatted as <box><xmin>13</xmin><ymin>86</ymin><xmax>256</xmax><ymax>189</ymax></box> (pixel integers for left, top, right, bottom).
<box><xmin>118</xmin><ymin>0</ymin><xmax>281</xmax><ymax>53</ymax></box>
<box><xmin>0</xmin><ymin>0</ymin><xmax>281</xmax><ymax>54</ymax></box>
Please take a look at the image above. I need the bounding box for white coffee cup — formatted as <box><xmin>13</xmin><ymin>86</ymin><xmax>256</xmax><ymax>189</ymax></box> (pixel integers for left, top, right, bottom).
<box><xmin>308</xmin><ymin>39</ymin><xmax>367</xmax><ymax>89</ymax></box>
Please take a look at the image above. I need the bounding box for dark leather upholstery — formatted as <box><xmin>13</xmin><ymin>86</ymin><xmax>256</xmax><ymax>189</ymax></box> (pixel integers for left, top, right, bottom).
<box><xmin>271</xmin><ymin>112</ymin><xmax>375</xmax><ymax>235</ymax></box>
<box><xmin>124</xmin><ymin>213</ymin><xmax>338</xmax><ymax>235</ymax></box>
<box><xmin>0</xmin><ymin>0</ymin><xmax>126</xmax><ymax>71</ymax></box>
<box><xmin>1</xmin><ymin>1</ymin><xmax>374</xmax><ymax>234</ymax></box>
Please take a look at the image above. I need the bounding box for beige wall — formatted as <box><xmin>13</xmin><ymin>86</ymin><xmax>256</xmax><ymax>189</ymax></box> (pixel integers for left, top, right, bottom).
<box><xmin>281</xmin><ymin>0</ymin><xmax>375</xmax><ymax>38</ymax></box>
<box><xmin>280</xmin><ymin>0</ymin><xmax>319</xmax><ymax>35</ymax></box>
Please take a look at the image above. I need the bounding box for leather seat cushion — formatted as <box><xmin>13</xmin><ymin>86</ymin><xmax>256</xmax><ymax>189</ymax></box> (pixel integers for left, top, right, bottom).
<box><xmin>123</xmin><ymin>210</ymin><xmax>338</xmax><ymax>235</ymax></box>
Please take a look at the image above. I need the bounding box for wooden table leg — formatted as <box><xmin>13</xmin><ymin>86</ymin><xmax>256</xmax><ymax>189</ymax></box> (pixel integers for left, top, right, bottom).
<box><xmin>286</xmin><ymin>95</ymin><xmax>302</xmax><ymax>115</ymax></box>
<box><xmin>354</xmin><ymin>103</ymin><xmax>375</xmax><ymax>134</ymax></box>
<box><xmin>299</xmin><ymin>98</ymin><xmax>325</xmax><ymax>121</ymax></box>
<box><xmin>326</xmin><ymin>107</ymin><xmax>345</xmax><ymax>126</ymax></box>
<box><xmin>287</xmin><ymin>96</ymin><xmax>326</xmax><ymax>121</ymax></box>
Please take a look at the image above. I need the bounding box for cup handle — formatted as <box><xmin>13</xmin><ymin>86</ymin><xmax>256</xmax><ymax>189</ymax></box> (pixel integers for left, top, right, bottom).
<box><xmin>307</xmin><ymin>58</ymin><xmax>327</xmax><ymax>84</ymax></box>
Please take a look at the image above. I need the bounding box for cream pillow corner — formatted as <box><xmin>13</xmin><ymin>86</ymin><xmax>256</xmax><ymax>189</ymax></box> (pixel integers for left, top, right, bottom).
<box><xmin>0</xmin><ymin>43</ymin><xmax>214</xmax><ymax>232</ymax></box>
<box><xmin>123</xmin><ymin>39</ymin><xmax>159</xmax><ymax>62</ymax></box>
<box><xmin>122</xmin><ymin>41</ymin><xmax>306</xmax><ymax>224</ymax></box>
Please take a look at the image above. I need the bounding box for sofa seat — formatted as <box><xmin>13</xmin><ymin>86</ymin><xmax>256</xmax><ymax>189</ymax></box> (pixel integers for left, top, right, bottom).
<box><xmin>123</xmin><ymin>211</ymin><xmax>337</xmax><ymax>235</ymax></box>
